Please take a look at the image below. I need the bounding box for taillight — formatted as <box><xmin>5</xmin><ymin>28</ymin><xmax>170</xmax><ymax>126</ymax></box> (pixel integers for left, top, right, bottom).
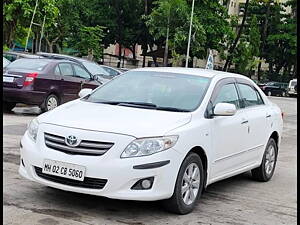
<box><xmin>262</xmin><ymin>86</ymin><xmax>265</xmax><ymax>90</ymax></box>
<box><xmin>23</xmin><ymin>72</ymin><xmax>38</xmax><ymax>86</ymax></box>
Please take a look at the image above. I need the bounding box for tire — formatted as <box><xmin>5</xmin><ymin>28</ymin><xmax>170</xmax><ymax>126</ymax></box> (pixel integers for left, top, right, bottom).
<box><xmin>251</xmin><ymin>138</ymin><xmax>278</xmax><ymax>182</ymax></box>
<box><xmin>41</xmin><ymin>94</ymin><xmax>59</xmax><ymax>112</ymax></box>
<box><xmin>162</xmin><ymin>153</ymin><xmax>204</xmax><ymax>214</ymax></box>
<box><xmin>267</xmin><ymin>91</ymin><xmax>272</xmax><ymax>96</ymax></box>
<box><xmin>282</xmin><ymin>91</ymin><xmax>286</xmax><ymax>97</ymax></box>
<box><xmin>4</xmin><ymin>102</ymin><xmax>16</xmax><ymax>112</ymax></box>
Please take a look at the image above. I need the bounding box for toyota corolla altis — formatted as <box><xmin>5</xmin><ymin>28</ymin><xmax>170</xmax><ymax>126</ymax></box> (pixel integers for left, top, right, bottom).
<box><xmin>19</xmin><ymin>67</ymin><xmax>283</xmax><ymax>214</ymax></box>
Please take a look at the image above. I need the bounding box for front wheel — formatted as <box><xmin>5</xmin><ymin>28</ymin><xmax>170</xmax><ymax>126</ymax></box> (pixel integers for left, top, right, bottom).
<box><xmin>162</xmin><ymin>153</ymin><xmax>204</xmax><ymax>214</ymax></box>
<box><xmin>251</xmin><ymin>138</ymin><xmax>278</xmax><ymax>182</ymax></box>
<box><xmin>41</xmin><ymin>94</ymin><xmax>59</xmax><ymax>112</ymax></box>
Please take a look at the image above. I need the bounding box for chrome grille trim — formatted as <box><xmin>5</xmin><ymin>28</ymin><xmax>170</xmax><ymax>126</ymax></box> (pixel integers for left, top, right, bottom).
<box><xmin>44</xmin><ymin>132</ymin><xmax>114</xmax><ymax>156</ymax></box>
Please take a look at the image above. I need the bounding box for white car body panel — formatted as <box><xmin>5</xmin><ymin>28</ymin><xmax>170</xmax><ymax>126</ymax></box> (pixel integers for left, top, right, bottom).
<box><xmin>19</xmin><ymin>67</ymin><xmax>283</xmax><ymax>201</ymax></box>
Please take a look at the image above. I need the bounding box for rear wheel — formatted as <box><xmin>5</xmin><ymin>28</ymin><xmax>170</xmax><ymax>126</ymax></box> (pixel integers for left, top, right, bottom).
<box><xmin>162</xmin><ymin>153</ymin><xmax>204</xmax><ymax>214</ymax></box>
<box><xmin>4</xmin><ymin>102</ymin><xmax>16</xmax><ymax>112</ymax></box>
<box><xmin>41</xmin><ymin>94</ymin><xmax>59</xmax><ymax>112</ymax></box>
<box><xmin>251</xmin><ymin>138</ymin><xmax>278</xmax><ymax>182</ymax></box>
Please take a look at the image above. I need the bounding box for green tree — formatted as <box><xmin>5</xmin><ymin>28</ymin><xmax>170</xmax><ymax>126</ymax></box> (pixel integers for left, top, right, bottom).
<box><xmin>73</xmin><ymin>26</ymin><xmax>105</xmax><ymax>61</ymax></box>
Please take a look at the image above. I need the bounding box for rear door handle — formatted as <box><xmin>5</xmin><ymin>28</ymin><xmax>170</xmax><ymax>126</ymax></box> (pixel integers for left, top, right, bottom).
<box><xmin>266</xmin><ymin>114</ymin><xmax>271</xmax><ymax>118</ymax></box>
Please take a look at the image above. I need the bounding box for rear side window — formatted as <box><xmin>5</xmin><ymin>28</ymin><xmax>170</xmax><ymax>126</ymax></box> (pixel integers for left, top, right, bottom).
<box><xmin>237</xmin><ymin>83</ymin><xmax>264</xmax><ymax>107</ymax></box>
<box><xmin>54</xmin><ymin>66</ymin><xmax>61</xmax><ymax>75</ymax></box>
<box><xmin>73</xmin><ymin>64</ymin><xmax>90</xmax><ymax>79</ymax></box>
<box><xmin>59</xmin><ymin>63</ymin><xmax>73</xmax><ymax>76</ymax></box>
<box><xmin>6</xmin><ymin>59</ymin><xmax>48</xmax><ymax>71</ymax></box>
<box><xmin>213</xmin><ymin>83</ymin><xmax>240</xmax><ymax>109</ymax></box>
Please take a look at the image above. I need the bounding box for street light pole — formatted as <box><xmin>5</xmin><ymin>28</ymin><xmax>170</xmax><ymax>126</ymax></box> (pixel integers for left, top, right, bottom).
<box><xmin>185</xmin><ymin>0</ymin><xmax>195</xmax><ymax>68</ymax></box>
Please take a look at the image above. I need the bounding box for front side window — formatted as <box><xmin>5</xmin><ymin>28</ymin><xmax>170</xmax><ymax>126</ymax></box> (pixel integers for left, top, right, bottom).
<box><xmin>59</xmin><ymin>63</ymin><xmax>73</xmax><ymax>76</ymax></box>
<box><xmin>237</xmin><ymin>83</ymin><xmax>264</xmax><ymax>107</ymax></box>
<box><xmin>73</xmin><ymin>64</ymin><xmax>91</xmax><ymax>79</ymax></box>
<box><xmin>102</xmin><ymin>67</ymin><xmax>120</xmax><ymax>76</ymax></box>
<box><xmin>86</xmin><ymin>71</ymin><xmax>211</xmax><ymax>112</ymax></box>
<box><xmin>213</xmin><ymin>83</ymin><xmax>240</xmax><ymax>109</ymax></box>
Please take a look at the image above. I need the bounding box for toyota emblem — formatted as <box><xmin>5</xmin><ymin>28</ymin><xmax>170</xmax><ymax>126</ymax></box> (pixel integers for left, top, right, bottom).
<box><xmin>65</xmin><ymin>135</ymin><xmax>80</xmax><ymax>147</ymax></box>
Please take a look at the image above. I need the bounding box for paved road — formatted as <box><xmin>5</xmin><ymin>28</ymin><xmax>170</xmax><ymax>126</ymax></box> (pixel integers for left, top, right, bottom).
<box><xmin>3</xmin><ymin>97</ymin><xmax>297</xmax><ymax>225</ymax></box>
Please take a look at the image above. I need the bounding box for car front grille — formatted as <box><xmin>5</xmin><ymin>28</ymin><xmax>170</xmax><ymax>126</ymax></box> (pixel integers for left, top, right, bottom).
<box><xmin>34</xmin><ymin>167</ymin><xmax>107</xmax><ymax>189</ymax></box>
<box><xmin>44</xmin><ymin>132</ymin><xmax>114</xmax><ymax>156</ymax></box>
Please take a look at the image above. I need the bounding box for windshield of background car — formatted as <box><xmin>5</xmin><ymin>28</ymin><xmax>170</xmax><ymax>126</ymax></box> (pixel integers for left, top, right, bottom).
<box><xmin>82</xmin><ymin>61</ymin><xmax>110</xmax><ymax>75</ymax></box>
<box><xmin>3</xmin><ymin>57</ymin><xmax>10</xmax><ymax>67</ymax></box>
<box><xmin>6</xmin><ymin>59</ymin><xmax>48</xmax><ymax>71</ymax></box>
<box><xmin>86</xmin><ymin>71</ymin><xmax>211</xmax><ymax>112</ymax></box>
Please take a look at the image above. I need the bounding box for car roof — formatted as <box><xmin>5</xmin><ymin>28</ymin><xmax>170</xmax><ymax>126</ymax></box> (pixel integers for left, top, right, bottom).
<box><xmin>132</xmin><ymin>67</ymin><xmax>250</xmax><ymax>80</ymax></box>
<box><xmin>36</xmin><ymin>52</ymin><xmax>90</xmax><ymax>63</ymax></box>
<box><xmin>4</xmin><ymin>51</ymin><xmax>43</xmax><ymax>58</ymax></box>
<box><xmin>13</xmin><ymin>58</ymin><xmax>77</xmax><ymax>64</ymax></box>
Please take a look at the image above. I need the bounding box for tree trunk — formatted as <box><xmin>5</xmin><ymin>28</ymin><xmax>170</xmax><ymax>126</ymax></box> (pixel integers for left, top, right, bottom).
<box><xmin>117</xmin><ymin>43</ymin><xmax>122</xmax><ymax>68</ymax></box>
<box><xmin>163</xmin><ymin>9</ymin><xmax>170</xmax><ymax>67</ymax></box>
<box><xmin>223</xmin><ymin>0</ymin><xmax>250</xmax><ymax>71</ymax></box>
<box><xmin>257</xmin><ymin>1</ymin><xmax>271</xmax><ymax>81</ymax></box>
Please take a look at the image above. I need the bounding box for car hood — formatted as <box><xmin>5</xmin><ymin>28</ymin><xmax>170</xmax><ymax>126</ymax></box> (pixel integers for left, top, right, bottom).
<box><xmin>38</xmin><ymin>100</ymin><xmax>192</xmax><ymax>138</ymax></box>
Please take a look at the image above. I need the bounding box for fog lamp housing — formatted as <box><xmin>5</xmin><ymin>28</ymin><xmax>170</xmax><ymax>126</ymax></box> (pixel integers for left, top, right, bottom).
<box><xmin>131</xmin><ymin>177</ymin><xmax>154</xmax><ymax>190</ymax></box>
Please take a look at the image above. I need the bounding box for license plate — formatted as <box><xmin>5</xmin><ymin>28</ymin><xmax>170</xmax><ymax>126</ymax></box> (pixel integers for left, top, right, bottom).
<box><xmin>42</xmin><ymin>159</ymin><xmax>86</xmax><ymax>181</ymax></box>
<box><xmin>3</xmin><ymin>76</ymin><xmax>14</xmax><ymax>83</ymax></box>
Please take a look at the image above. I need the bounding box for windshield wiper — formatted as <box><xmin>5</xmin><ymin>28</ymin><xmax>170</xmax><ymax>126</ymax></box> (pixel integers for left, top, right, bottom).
<box><xmin>156</xmin><ymin>106</ymin><xmax>190</xmax><ymax>112</ymax></box>
<box><xmin>94</xmin><ymin>100</ymin><xmax>190</xmax><ymax>112</ymax></box>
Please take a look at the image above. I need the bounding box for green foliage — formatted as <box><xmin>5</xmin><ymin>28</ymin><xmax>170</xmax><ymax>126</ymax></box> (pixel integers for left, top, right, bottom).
<box><xmin>73</xmin><ymin>26</ymin><xmax>105</xmax><ymax>60</ymax></box>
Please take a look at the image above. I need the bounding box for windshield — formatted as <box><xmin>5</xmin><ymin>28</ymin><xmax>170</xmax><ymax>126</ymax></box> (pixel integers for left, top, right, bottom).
<box><xmin>82</xmin><ymin>61</ymin><xmax>109</xmax><ymax>75</ymax></box>
<box><xmin>85</xmin><ymin>71</ymin><xmax>211</xmax><ymax>112</ymax></box>
<box><xmin>6</xmin><ymin>59</ymin><xmax>48</xmax><ymax>71</ymax></box>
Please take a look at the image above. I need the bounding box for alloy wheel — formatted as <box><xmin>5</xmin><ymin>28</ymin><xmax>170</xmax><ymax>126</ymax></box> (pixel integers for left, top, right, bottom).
<box><xmin>265</xmin><ymin>145</ymin><xmax>276</xmax><ymax>175</ymax></box>
<box><xmin>47</xmin><ymin>97</ymin><xmax>58</xmax><ymax>111</ymax></box>
<box><xmin>181</xmin><ymin>163</ymin><xmax>200</xmax><ymax>205</ymax></box>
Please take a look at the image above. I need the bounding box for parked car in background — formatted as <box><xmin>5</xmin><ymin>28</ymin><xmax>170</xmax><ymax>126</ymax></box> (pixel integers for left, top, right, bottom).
<box><xmin>3</xmin><ymin>51</ymin><xmax>44</xmax><ymax>62</ymax></box>
<box><xmin>259</xmin><ymin>82</ymin><xmax>288</xmax><ymax>97</ymax></box>
<box><xmin>36</xmin><ymin>52</ymin><xmax>123</xmax><ymax>81</ymax></box>
<box><xmin>287</xmin><ymin>79</ymin><xmax>297</xmax><ymax>96</ymax></box>
<box><xmin>19</xmin><ymin>67</ymin><xmax>283</xmax><ymax>214</ymax></box>
<box><xmin>3</xmin><ymin>57</ymin><xmax>10</xmax><ymax>68</ymax></box>
<box><xmin>3</xmin><ymin>58</ymin><xmax>102</xmax><ymax>112</ymax></box>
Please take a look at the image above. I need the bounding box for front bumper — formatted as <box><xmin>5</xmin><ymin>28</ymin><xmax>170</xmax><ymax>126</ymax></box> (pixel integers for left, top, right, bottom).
<box><xmin>19</xmin><ymin>126</ymin><xmax>183</xmax><ymax>201</ymax></box>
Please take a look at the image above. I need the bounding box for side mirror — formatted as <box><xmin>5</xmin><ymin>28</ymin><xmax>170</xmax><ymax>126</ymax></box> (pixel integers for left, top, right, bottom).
<box><xmin>78</xmin><ymin>88</ymin><xmax>92</xmax><ymax>98</ymax></box>
<box><xmin>213</xmin><ymin>103</ymin><xmax>237</xmax><ymax>116</ymax></box>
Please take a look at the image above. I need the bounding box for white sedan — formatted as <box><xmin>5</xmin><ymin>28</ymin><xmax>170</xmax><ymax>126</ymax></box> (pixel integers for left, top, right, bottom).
<box><xmin>19</xmin><ymin>67</ymin><xmax>283</xmax><ymax>214</ymax></box>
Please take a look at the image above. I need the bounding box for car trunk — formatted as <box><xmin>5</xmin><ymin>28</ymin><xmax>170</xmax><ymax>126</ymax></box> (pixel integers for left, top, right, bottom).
<box><xmin>3</xmin><ymin>68</ymin><xmax>39</xmax><ymax>89</ymax></box>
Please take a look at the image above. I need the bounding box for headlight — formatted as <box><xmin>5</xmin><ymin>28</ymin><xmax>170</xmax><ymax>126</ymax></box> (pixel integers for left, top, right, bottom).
<box><xmin>27</xmin><ymin>118</ymin><xmax>39</xmax><ymax>142</ymax></box>
<box><xmin>121</xmin><ymin>135</ymin><xmax>178</xmax><ymax>158</ymax></box>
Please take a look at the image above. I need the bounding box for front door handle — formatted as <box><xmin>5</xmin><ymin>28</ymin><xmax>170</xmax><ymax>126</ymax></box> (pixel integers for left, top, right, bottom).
<box><xmin>266</xmin><ymin>114</ymin><xmax>271</xmax><ymax>118</ymax></box>
<box><xmin>241</xmin><ymin>120</ymin><xmax>248</xmax><ymax>124</ymax></box>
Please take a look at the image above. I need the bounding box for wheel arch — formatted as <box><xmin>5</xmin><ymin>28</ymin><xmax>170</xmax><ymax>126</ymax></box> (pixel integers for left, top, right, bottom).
<box><xmin>269</xmin><ymin>131</ymin><xmax>279</xmax><ymax>149</ymax></box>
<box><xmin>187</xmin><ymin>146</ymin><xmax>208</xmax><ymax>189</ymax></box>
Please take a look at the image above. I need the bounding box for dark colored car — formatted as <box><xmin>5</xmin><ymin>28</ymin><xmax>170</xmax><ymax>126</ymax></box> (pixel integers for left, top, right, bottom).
<box><xmin>259</xmin><ymin>82</ymin><xmax>288</xmax><ymax>97</ymax></box>
<box><xmin>3</xmin><ymin>58</ymin><xmax>102</xmax><ymax>112</ymax></box>
<box><xmin>3</xmin><ymin>51</ymin><xmax>44</xmax><ymax>62</ymax></box>
<box><xmin>36</xmin><ymin>52</ymin><xmax>122</xmax><ymax>80</ymax></box>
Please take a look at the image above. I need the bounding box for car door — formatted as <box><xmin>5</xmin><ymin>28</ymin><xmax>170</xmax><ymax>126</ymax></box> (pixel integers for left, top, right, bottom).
<box><xmin>208</xmin><ymin>78</ymin><xmax>249</xmax><ymax>179</ymax></box>
<box><xmin>72</xmin><ymin>64</ymin><xmax>100</xmax><ymax>90</ymax></box>
<box><xmin>236</xmin><ymin>80</ymin><xmax>269</xmax><ymax>164</ymax></box>
<box><xmin>57</xmin><ymin>63</ymin><xmax>81</xmax><ymax>103</ymax></box>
